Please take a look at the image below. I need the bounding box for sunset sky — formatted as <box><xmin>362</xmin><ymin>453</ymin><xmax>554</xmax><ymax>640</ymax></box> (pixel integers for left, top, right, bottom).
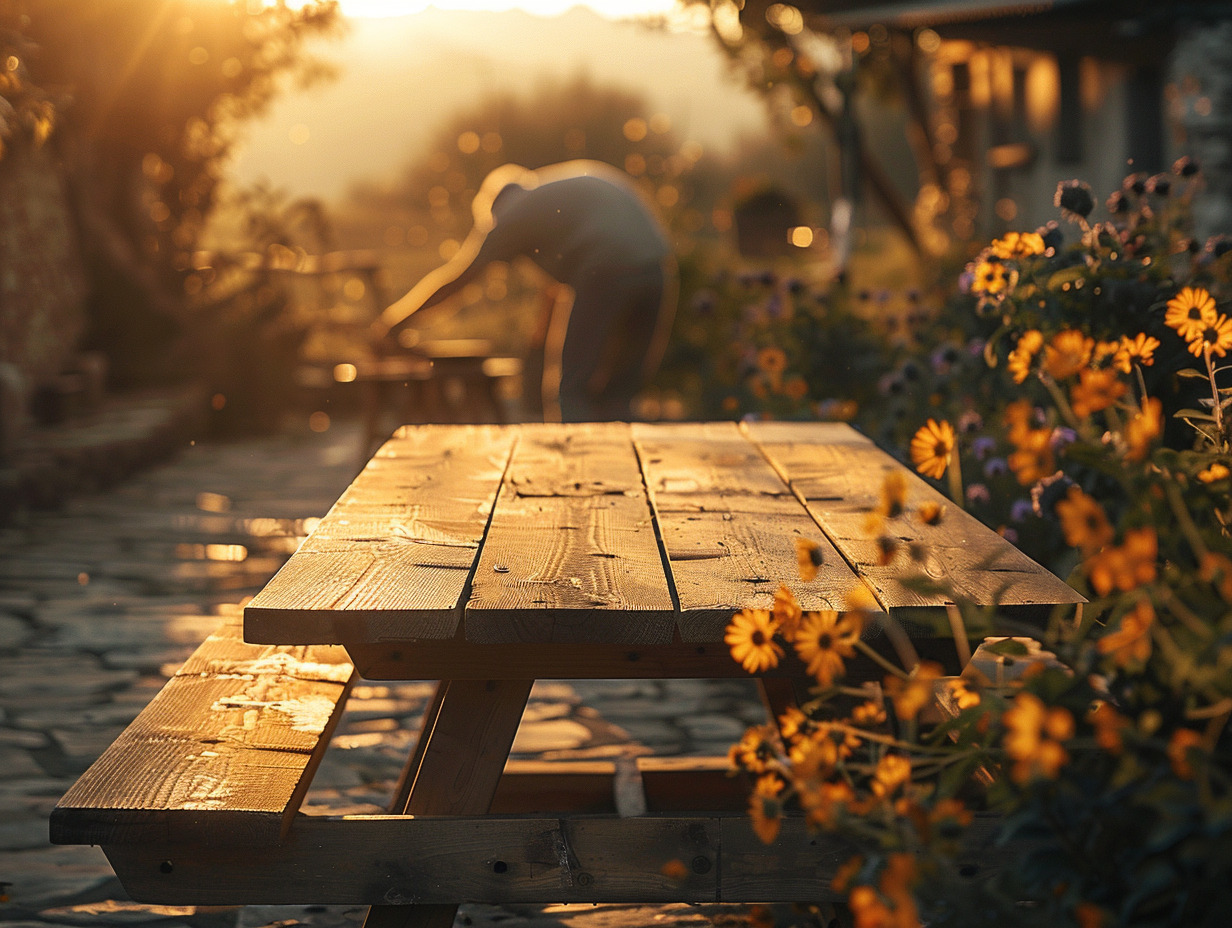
<box><xmin>228</xmin><ymin>3</ymin><xmax>769</xmax><ymax>202</ymax></box>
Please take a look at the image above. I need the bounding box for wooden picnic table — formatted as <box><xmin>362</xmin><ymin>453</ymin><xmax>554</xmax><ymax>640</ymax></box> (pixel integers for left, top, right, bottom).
<box><xmin>51</xmin><ymin>421</ymin><xmax>1082</xmax><ymax>926</ymax></box>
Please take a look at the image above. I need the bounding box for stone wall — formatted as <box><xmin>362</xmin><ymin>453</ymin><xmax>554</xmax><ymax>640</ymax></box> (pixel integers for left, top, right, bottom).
<box><xmin>0</xmin><ymin>138</ymin><xmax>87</xmax><ymax>390</ymax></box>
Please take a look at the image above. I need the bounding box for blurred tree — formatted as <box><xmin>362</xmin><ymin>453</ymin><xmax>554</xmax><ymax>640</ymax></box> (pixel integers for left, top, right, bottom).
<box><xmin>339</xmin><ymin>74</ymin><xmax>732</xmax><ymax>272</ymax></box>
<box><xmin>683</xmin><ymin>0</ymin><xmax>955</xmax><ymax>265</ymax></box>
<box><xmin>12</xmin><ymin>0</ymin><xmax>341</xmax><ymax>386</ymax></box>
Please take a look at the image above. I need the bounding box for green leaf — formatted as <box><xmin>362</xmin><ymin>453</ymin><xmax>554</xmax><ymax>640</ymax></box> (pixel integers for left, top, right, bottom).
<box><xmin>1046</xmin><ymin>266</ymin><xmax>1087</xmax><ymax>290</ymax></box>
<box><xmin>1174</xmin><ymin>409</ymin><xmax>1217</xmax><ymax>422</ymax></box>
<box><xmin>1175</xmin><ymin>368</ymin><xmax>1209</xmax><ymax>380</ymax></box>
<box><xmin>982</xmin><ymin>638</ymin><xmax>1031</xmax><ymax>657</ymax></box>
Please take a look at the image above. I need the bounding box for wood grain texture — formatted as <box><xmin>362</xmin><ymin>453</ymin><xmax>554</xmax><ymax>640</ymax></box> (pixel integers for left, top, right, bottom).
<box><xmin>50</xmin><ymin>616</ymin><xmax>354</xmax><ymax>847</ymax></box>
<box><xmin>246</xmin><ymin>425</ymin><xmax>517</xmax><ymax>643</ymax></box>
<box><xmin>744</xmin><ymin>421</ymin><xmax>1084</xmax><ymax>616</ymax></box>
<box><xmin>632</xmin><ymin>422</ymin><xmax>875</xmax><ymax>641</ymax></box>
<box><xmin>465</xmin><ymin>423</ymin><xmax>675</xmax><ymax>644</ymax></box>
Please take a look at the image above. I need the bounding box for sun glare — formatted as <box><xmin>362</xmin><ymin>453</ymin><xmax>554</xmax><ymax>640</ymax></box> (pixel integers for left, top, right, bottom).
<box><xmin>273</xmin><ymin>0</ymin><xmax>681</xmax><ymax>19</ymax></box>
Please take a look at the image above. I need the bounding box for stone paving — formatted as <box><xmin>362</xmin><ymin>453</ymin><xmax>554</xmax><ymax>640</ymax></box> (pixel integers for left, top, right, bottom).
<box><xmin>0</xmin><ymin>419</ymin><xmax>796</xmax><ymax>928</ymax></box>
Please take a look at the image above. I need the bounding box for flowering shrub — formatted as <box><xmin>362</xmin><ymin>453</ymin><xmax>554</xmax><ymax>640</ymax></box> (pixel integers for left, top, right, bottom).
<box><xmin>654</xmin><ymin>260</ymin><xmax>897</xmax><ymax>423</ymax></box>
<box><xmin>725</xmin><ymin>168</ymin><xmax>1231</xmax><ymax>927</ymax></box>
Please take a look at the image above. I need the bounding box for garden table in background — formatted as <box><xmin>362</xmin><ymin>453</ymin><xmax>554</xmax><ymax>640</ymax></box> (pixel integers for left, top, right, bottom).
<box><xmin>51</xmin><ymin>421</ymin><xmax>1083</xmax><ymax>928</ymax></box>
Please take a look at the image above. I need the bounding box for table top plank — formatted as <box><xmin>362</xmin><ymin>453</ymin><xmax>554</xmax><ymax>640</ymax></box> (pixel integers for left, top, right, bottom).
<box><xmin>632</xmin><ymin>422</ymin><xmax>876</xmax><ymax>641</ymax></box>
<box><xmin>245</xmin><ymin>425</ymin><xmax>516</xmax><ymax>643</ymax></box>
<box><xmin>745</xmin><ymin>421</ymin><xmax>1084</xmax><ymax>615</ymax></box>
<box><xmin>464</xmin><ymin>423</ymin><xmax>676</xmax><ymax>644</ymax></box>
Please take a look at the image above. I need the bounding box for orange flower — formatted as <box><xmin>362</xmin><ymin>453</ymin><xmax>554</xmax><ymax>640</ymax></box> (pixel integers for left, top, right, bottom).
<box><xmin>794</xmin><ymin>610</ymin><xmax>860</xmax><ymax>686</ymax></box>
<box><xmin>1096</xmin><ymin>599</ymin><xmax>1154</xmax><ymax>668</ymax></box>
<box><xmin>784</xmin><ymin>375</ymin><xmax>809</xmax><ymax>400</ymax></box>
<box><xmin>871</xmin><ymin>753</ymin><xmax>912</xmax><ymax>797</ymax></box>
<box><xmin>909</xmin><ymin>419</ymin><xmax>955</xmax><ymax>480</ymax></box>
<box><xmin>1165</xmin><ymin>286</ymin><xmax>1218</xmax><ymax>341</ymax></box>
<box><xmin>946</xmin><ymin>677</ymin><xmax>982</xmax><ymax>710</ymax></box>
<box><xmin>799</xmin><ymin>778</ymin><xmax>856</xmax><ymax>830</ymax></box>
<box><xmin>1002</xmin><ymin>691</ymin><xmax>1074</xmax><ymax>782</ymax></box>
<box><xmin>916</xmin><ymin>500</ymin><xmax>945</xmax><ymax>525</ymax></box>
<box><xmin>1056</xmin><ymin>486</ymin><xmax>1114</xmax><ymax>554</ymax></box>
<box><xmin>725</xmin><ymin>609</ymin><xmax>783</xmax><ymax>673</ymax></box>
<box><xmin>852</xmin><ymin>699</ymin><xmax>888</xmax><ymax>727</ymax></box>
<box><xmin>1007</xmin><ymin>329</ymin><xmax>1044</xmax><ymax>383</ymax></box>
<box><xmin>794</xmin><ymin>537</ymin><xmax>824</xmax><ymax>581</ymax></box>
<box><xmin>1114</xmin><ymin>333</ymin><xmax>1160</xmax><ymax>372</ymax></box>
<box><xmin>1088</xmin><ymin>701</ymin><xmax>1128</xmax><ymax>754</ymax></box>
<box><xmin>1199</xmin><ymin>462</ymin><xmax>1230</xmax><ymax>483</ymax></box>
<box><xmin>1186</xmin><ymin>313</ymin><xmax>1232</xmax><ymax>357</ymax></box>
<box><xmin>1200</xmin><ymin>552</ymin><xmax>1232</xmax><ymax>601</ymax></box>
<box><xmin>1085</xmin><ymin>527</ymin><xmax>1157</xmax><ymax>595</ymax></box>
<box><xmin>1069</xmin><ymin>367</ymin><xmax>1127</xmax><ymax>418</ymax></box>
<box><xmin>772</xmin><ymin>584</ymin><xmax>803</xmax><ymax>636</ymax></box>
<box><xmin>1042</xmin><ymin>329</ymin><xmax>1094</xmax><ymax>380</ymax></box>
<box><xmin>757</xmin><ymin>346</ymin><xmax>788</xmax><ymax>374</ymax></box>
<box><xmin>748</xmin><ymin>773</ymin><xmax>785</xmax><ymax>844</ymax></box>
<box><xmin>884</xmin><ymin>662</ymin><xmax>944</xmax><ymax>720</ymax></box>
<box><xmin>1168</xmin><ymin>728</ymin><xmax>1204</xmax><ymax>779</ymax></box>
<box><xmin>1124</xmin><ymin>397</ymin><xmax>1162</xmax><ymax>461</ymax></box>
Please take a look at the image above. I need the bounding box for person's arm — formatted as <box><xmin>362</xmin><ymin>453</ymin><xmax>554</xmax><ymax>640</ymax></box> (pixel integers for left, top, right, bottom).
<box><xmin>370</xmin><ymin>230</ymin><xmax>487</xmax><ymax>343</ymax></box>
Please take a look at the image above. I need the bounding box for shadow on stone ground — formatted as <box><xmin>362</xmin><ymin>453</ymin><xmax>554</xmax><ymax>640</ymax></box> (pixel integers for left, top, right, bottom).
<box><xmin>0</xmin><ymin>417</ymin><xmax>826</xmax><ymax>928</ymax></box>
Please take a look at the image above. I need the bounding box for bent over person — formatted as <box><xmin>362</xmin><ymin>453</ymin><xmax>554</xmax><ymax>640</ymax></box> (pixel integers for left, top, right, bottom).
<box><xmin>373</xmin><ymin>160</ymin><xmax>678</xmax><ymax>422</ymax></box>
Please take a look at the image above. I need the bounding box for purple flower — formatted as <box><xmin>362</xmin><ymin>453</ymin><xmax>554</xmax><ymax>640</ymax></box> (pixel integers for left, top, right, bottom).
<box><xmin>966</xmin><ymin>483</ymin><xmax>991</xmax><ymax>505</ymax></box>
<box><xmin>958</xmin><ymin>410</ymin><xmax>983</xmax><ymax>434</ymax></box>
<box><xmin>1010</xmin><ymin>499</ymin><xmax>1035</xmax><ymax>522</ymax></box>
<box><xmin>983</xmin><ymin>457</ymin><xmax>1008</xmax><ymax>479</ymax></box>
<box><xmin>1050</xmin><ymin>427</ymin><xmax>1077</xmax><ymax>451</ymax></box>
<box><xmin>972</xmin><ymin>436</ymin><xmax>997</xmax><ymax>461</ymax></box>
<box><xmin>1000</xmin><ymin>527</ymin><xmax>1019</xmax><ymax>544</ymax></box>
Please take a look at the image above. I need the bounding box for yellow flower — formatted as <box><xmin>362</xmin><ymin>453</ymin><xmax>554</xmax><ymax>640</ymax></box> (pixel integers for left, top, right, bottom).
<box><xmin>971</xmin><ymin>259</ymin><xmax>1011</xmax><ymax>296</ymax></box>
<box><xmin>778</xmin><ymin>705</ymin><xmax>819</xmax><ymax>743</ymax></box>
<box><xmin>1056</xmin><ymin>486</ymin><xmax>1114</xmax><ymax>554</ymax></box>
<box><xmin>772</xmin><ymin>584</ymin><xmax>803</xmax><ymax>636</ymax></box>
<box><xmin>909</xmin><ymin>419</ymin><xmax>955</xmax><ymax>480</ymax></box>
<box><xmin>1003</xmin><ymin>691</ymin><xmax>1073</xmax><ymax>782</ymax></box>
<box><xmin>916</xmin><ymin>500</ymin><xmax>945</xmax><ymax>525</ymax></box>
<box><xmin>794</xmin><ymin>537</ymin><xmax>824</xmax><ymax>582</ymax></box>
<box><xmin>793</xmin><ymin>610</ymin><xmax>860</xmax><ymax>686</ymax></box>
<box><xmin>1088</xmin><ymin>701</ymin><xmax>1128</xmax><ymax>754</ymax></box>
<box><xmin>989</xmin><ymin>230</ymin><xmax>1046</xmax><ymax>259</ymax></box>
<box><xmin>784</xmin><ymin>375</ymin><xmax>809</xmax><ymax>400</ymax></box>
<box><xmin>799</xmin><ymin>778</ymin><xmax>855</xmax><ymax>830</ymax></box>
<box><xmin>852</xmin><ymin>699</ymin><xmax>888</xmax><ymax>727</ymax></box>
<box><xmin>1114</xmin><ymin>333</ymin><xmax>1160</xmax><ymax>372</ymax></box>
<box><xmin>1124</xmin><ymin>397</ymin><xmax>1162</xmax><ymax>461</ymax></box>
<box><xmin>1199</xmin><ymin>462</ymin><xmax>1231</xmax><ymax>483</ymax></box>
<box><xmin>1165</xmin><ymin>286</ymin><xmax>1218</xmax><ymax>341</ymax></box>
<box><xmin>748</xmin><ymin>774</ymin><xmax>785</xmax><ymax>844</ymax></box>
<box><xmin>946</xmin><ymin>677</ymin><xmax>981</xmax><ymax>710</ymax></box>
<box><xmin>1041</xmin><ymin>329</ymin><xmax>1094</xmax><ymax>380</ymax></box>
<box><xmin>871</xmin><ymin>753</ymin><xmax>912</xmax><ymax>797</ymax></box>
<box><xmin>1186</xmin><ymin>313</ymin><xmax>1232</xmax><ymax>358</ymax></box>
<box><xmin>729</xmin><ymin>724</ymin><xmax>780</xmax><ymax>774</ymax></box>
<box><xmin>1006</xmin><ymin>329</ymin><xmax>1044</xmax><ymax>383</ymax></box>
<box><xmin>1096</xmin><ymin>599</ymin><xmax>1154</xmax><ymax>668</ymax></box>
<box><xmin>880</xmin><ymin>470</ymin><xmax>908</xmax><ymax>518</ymax></box>
<box><xmin>725</xmin><ymin>608</ymin><xmax>783</xmax><ymax>673</ymax></box>
<box><xmin>1069</xmin><ymin>367</ymin><xmax>1127</xmax><ymax>418</ymax></box>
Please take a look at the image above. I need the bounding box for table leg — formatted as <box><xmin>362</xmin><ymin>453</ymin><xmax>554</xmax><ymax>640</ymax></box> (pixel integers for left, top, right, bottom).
<box><xmin>363</xmin><ymin>678</ymin><xmax>534</xmax><ymax>928</ymax></box>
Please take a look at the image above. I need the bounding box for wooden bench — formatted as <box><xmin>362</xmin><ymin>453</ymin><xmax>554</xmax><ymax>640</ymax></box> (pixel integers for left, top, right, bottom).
<box><xmin>52</xmin><ymin>421</ymin><xmax>1081</xmax><ymax>920</ymax></box>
